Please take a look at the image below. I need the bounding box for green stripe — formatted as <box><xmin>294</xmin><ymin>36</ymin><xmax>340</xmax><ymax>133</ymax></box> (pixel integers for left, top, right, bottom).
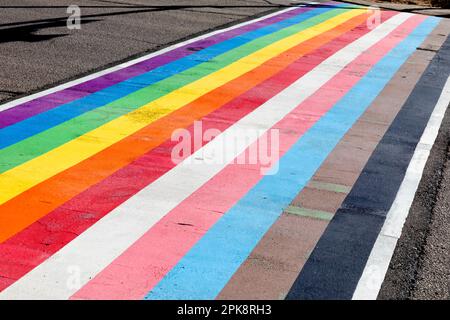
<box><xmin>284</xmin><ymin>205</ymin><xmax>333</xmax><ymax>221</ymax></box>
<box><xmin>0</xmin><ymin>9</ymin><xmax>348</xmax><ymax>173</ymax></box>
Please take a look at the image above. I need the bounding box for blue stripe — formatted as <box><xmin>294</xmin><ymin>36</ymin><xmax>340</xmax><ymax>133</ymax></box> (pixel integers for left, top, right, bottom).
<box><xmin>145</xmin><ymin>17</ymin><xmax>439</xmax><ymax>300</ymax></box>
<box><xmin>0</xmin><ymin>8</ymin><xmax>332</xmax><ymax>150</ymax></box>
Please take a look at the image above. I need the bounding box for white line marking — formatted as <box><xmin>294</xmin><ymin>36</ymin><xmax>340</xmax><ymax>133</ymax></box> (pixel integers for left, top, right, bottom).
<box><xmin>0</xmin><ymin>7</ymin><xmax>297</xmax><ymax>113</ymax></box>
<box><xmin>353</xmin><ymin>76</ymin><xmax>450</xmax><ymax>300</ymax></box>
<box><xmin>0</xmin><ymin>13</ymin><xmax>412</xmax><ymax>300</ymax></box>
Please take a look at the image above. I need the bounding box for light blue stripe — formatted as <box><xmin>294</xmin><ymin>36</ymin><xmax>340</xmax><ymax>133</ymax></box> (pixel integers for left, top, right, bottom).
<box><xmin>145</xmin><ymin>16</ymin><xmax>440</xmax><ymax>300</ymax></box>
<box><xmin>0</xmin><ymin>7</ymin><xmax>331</xmax><ymax>150</ymax></box>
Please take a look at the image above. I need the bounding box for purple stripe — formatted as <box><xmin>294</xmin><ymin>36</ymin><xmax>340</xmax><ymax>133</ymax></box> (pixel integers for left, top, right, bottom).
<box><xmin>0</xmin><ymin>7</ymin><xmax>309</xmax><ymax>129</ymax></box>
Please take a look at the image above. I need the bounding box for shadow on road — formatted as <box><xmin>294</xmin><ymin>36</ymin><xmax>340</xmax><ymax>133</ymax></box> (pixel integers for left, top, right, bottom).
<box><xmin>0</xmin><ymin>3</ymin><xmax>357</xmax><ymax>43</ymax></box>
<box><xmin>0</xmin><ymin>19</ymin><xmax>99</xmax><ymax>44</ymax></box>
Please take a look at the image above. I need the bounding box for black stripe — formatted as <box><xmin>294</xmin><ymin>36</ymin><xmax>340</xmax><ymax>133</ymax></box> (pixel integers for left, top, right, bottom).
<box><xmin>286</xmin><ymin>31</ymin><xmax>450</xmax><ymax>300</ymax></box>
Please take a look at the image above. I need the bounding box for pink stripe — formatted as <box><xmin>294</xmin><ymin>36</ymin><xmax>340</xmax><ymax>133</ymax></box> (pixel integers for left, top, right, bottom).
<box><xmin>72</xmin><ymin>15</ymin><xmax>426</xmax><ymax>300</ymax></box>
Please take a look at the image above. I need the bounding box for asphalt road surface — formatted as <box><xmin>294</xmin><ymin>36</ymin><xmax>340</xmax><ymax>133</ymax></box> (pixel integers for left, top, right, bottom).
<box><xmin>0</xmin><ymin>0</ymin><xmax>449</xmax><ymax>300</ymax></box>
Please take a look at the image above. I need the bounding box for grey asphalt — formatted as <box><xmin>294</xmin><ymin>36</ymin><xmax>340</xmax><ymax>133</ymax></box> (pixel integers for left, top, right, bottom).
<box><xmin>0</xmin><ymin>0</ymin><xmax>294</xmax><ymax>103</ymax></box>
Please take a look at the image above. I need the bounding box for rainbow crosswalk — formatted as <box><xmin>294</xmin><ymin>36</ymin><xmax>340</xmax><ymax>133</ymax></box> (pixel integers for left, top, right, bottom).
<box><xmin>0</xmin><ymin>2</ymin><xmax>449</xmax><ymax>300</ymax></box>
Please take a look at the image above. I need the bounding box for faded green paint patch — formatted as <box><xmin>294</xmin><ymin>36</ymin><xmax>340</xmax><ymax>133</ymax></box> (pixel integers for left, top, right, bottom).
<box><xmin>284</xmin><ymin>205</ymin><xmax>333</xmax><ymax>221</ymax></box>
<box><xmin>308</xmin><ymin>180</ymin><xmax>351</xmax><ymax>194</ymax></box>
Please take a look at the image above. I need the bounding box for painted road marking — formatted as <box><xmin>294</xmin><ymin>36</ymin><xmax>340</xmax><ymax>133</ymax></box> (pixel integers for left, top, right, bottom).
<box><xmin>73</xmin><ymin>10</ymin><xmax>397</xmax><ymax>299</ymax></box>
<box><xmin>146</xmin><ymin>15</ymin><xmax>436</xmax><ymax>300</ymax></box>
<box><xmin>0</xmin><ymin>12</ymin><xmax>414</xmax><ymax>300</ymax></box>
<box><xmin>0</xmin><ymin>2</ymin><xmax>448</xmax><ymax>300</ymax></box>
<box><xmin>0</xmin><ymin>9</ymin><xmax>368</xmax><ymax>245</ymax></box>
<box><xmin>353</xmin><ymin>76</ymin><xmax>450</xmax><ymax>300</ymax></box>
<box><xmin>0</xmin><ymin>9</ymin><xmax>377</xmax><ymax>294</ymax></box>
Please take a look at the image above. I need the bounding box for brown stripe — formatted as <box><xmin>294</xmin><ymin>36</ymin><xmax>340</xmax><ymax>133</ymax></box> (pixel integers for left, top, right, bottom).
<box><xmin>216</xmin><ymin>19</ymin><xmax>450</xmax><ymax>300</ymax></box>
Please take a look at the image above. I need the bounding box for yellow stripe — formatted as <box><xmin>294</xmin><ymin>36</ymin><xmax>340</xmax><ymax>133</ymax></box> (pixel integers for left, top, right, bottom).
<box><xmin>0</xmin><ymin>9</ymin><xmax>366</xmax><ymax>205</ymax></box>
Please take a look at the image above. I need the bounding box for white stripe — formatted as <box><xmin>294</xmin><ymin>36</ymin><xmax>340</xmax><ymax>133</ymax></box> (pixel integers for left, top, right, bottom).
<box><xmin>0</xmin><ymin>13</ymin><xmax>412</xmax><ymax>300</ymax></box>
<box><xmin>0</xmin><ymin>7</ymin><xmax>298</xmax><ymax>112</ymax></box>
<box><xmin>353</xmin><ymin>76</ymin><xmax>450</xmax><ymax>300</ymax></box>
